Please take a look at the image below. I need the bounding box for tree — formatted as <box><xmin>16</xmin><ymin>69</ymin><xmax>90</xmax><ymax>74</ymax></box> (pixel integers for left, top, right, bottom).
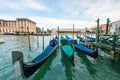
<box><xmin>36</xmin><ymin>27</ymin><xmax>41</xmax><ymax>33</ymax></box>
<box><xmin>47</xmin><ymin>29</ymin><xmax>52</xmax><ymax>34</ymax></box>
<box><xmin>85</xmin><ymin>29</ymin><xmax>91</xmax><ymax>33</ymax></box>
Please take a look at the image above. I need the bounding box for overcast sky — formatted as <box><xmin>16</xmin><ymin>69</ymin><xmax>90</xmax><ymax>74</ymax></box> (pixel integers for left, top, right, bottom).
<box><xmin>0</xmin><ymin>0</ymin><xmax>120</xmax><ymax>30</ymax></box>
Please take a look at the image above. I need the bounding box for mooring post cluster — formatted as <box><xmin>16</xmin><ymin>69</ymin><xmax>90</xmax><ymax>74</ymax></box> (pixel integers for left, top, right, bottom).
<box><xmin>27</xmin><ymin>18</ymin><xmax>119</xmax><ymax>61</ymax></box>
<box><xmin>97</xmin><ymin>18</ymin><xmax>120</xmax><ymax>60</ymax></box>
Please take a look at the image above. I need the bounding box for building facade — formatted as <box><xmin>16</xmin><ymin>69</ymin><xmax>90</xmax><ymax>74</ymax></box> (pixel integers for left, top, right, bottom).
<box><xmin>110</xmin><ymin>21</ymin><xmax>120</xmax><ymax>34</ymax></box>
<box><xmin>100</xmin><ymin>23</ymin><xmax>112</xmax><ymax>33</ymax></box>
<box><xmin>99</xmin><ymin>21</ymin><xmax>120</xmax><ymax>34</ymax></box>
<box><xmin>0</xmin><ymin>18</ymin><xmax>36</xmax><ymax>34</ymax></box>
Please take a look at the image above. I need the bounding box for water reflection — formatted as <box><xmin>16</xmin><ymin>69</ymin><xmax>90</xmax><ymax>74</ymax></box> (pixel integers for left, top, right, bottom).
<box><xmin>109</xmin><ymin>60</ymin><xmax>120</xmax><ymax>74</ymax></box>
<box><xmin>76</xmin><ymin>50</ymin><xmax>96</xmax><ymax>77</ymax></box>
<box><xmin>61</xmin><ymin>50</ymin><xmax>73</xmax><ymax>80</ymax></box>
<box><xmin>33</xmin><ymin>50</ymin><xmax>57</xmax><ymax>80</ymax></box>
<box><xmin>0</xmin><ymin>35</ymin><xmax>120</xmax><ymax>80</ymax></box>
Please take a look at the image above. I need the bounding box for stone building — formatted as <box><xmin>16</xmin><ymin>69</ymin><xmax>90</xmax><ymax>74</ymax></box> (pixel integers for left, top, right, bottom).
<box><xmin>100</xmin><ymin>23</ymin><xmax>112</xmax><ymax>33</ymax></box>
<box><xmin>0</xmin><ymin>18</ymin><xmax>36</xmax><ymax>34</ymax></box>
<box><xmin>99</xmin><ymin>21</ymin><xmax>120</xmax><ymax>34</ymax></box>
<box><xmin>110</xmin><ymin>21</ymin><xmax>120</xmax><ymax>34</ymax></box>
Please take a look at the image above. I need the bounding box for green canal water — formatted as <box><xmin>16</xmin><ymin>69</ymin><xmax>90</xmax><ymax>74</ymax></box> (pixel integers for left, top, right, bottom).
<box><xmin>0</xmin><ymin>35</ymin><xmax>120</xmax><ymax>80</ymax></box>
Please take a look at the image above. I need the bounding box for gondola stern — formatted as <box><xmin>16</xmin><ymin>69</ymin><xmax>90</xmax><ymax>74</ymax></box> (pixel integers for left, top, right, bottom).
<box><xmin>12</xmin><ymin>51</ymin><xmax>23</xmax><ymax>65</ymax></box>
<box><xmin>12</xmin><ymin>51</ymin><xmax>24</xmax><ymax>78</ymax></box>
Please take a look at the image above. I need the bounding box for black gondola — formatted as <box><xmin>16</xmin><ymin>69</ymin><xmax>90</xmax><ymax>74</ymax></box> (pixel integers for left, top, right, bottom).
<box><xmin>12</xmin><ymin>36</ymin><xmax>58</xmax><ymax>78</ymax></box>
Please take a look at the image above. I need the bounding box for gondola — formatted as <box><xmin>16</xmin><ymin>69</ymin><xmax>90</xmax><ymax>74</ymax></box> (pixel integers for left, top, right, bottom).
<box><xmin>77</xmin><ymin>35</ymin><xmax>95</xmax><ymax>42</ymax></box>
<box><xmin>66</xmin><ymin>36</ymin><xmax>98</xmax><ymax>58</ymax></box>
<box><xmin>60</xmin><ymin>36</ymin><xmax>74</xmax><ymax>66</ymax></box>
<box><xmin>12</xmin><ymin>36</ymin><xmax>58</xmax><ymax>78</ymax></box>
<box><xmin>86</xmin><ymin>36</ymin><xmax>95</xmax><ymax>42</ymax></box>
<box><xmin>76</xmin><ymin>35</ymin><xmax>86</xmax><ymax>42</ymax></box>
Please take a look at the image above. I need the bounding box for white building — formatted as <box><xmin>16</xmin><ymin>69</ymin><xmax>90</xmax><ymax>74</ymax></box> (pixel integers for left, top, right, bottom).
<box><xmin>110</xmin><ymin>21</ymin><xmax>120</xmax><ymax>34</ymax></box>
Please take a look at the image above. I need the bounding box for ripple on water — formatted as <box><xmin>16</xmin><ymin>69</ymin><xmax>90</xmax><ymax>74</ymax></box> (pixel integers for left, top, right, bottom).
<box><xmin>0</xmin><ymin>35</ymin><xmax>120</xmax><ymax>80</ymax></box>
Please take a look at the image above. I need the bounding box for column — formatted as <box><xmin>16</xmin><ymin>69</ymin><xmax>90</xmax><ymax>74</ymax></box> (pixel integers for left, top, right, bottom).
<box><xmin>8</xmin><ymin>21</ymin><xmax>10</xmax><ymax>27</ymax></box>
<box><xmin>21</xmin><ymin>20</ymin><xmax>22</xmax><ymax>27</ymax></box>
<box><xmin>19</xmin><ymin>20</ymin><xmax>21</xmax><ymax>27</ymax></box>
<box><xmin>9</xmin><ymin>21</ymin><xmax>10</xmax><ymax>27</ymax></box>
<box><xmin>1</xmin><ymin>28</ymin><xmax>2</xmax><ymax>33</ymax></box>
<box><xmin>12</xmin><ymin>27</ymin><xmax>13</xmax><ymax>33</ymax></box>
<box><xmin>23</xmin><ymin>20</ymin><xmax>25</xmax><ymax>32</ymax></box>
<box><xmin>16</xmin><ymin>20</ymin><xmax>18</xmax><ymax>27</ymax></box>
<box><xmin>1</xmin><ymin>20</ymin><xmax>3</xmax><ymax>27</ymax></box>
<box><xmin>29</xmin><ymin>21</ymin><xmax>31</xmax><ymax>33</ymax></box>
<box><xmin>7</xmin><ymin>21</ymin><xmax>9</xmax><ymax>27</ymax></box>
<box><xmin>3</xmin><ymin>28</ymin><xmax>4</xmax><ymax>32</ymax></box>
<box><xmin>11</xmin><ymin>21</ymin><xmax>13</xmax><ymax>32</ymax></box>
<box><xmin>9</xmin><ymin>28</ymin><xmax>10</xmax><ymax>32</ymax></box>
<box><xmin>11</xmin><ymin>21</ymin><xmax>13</xmax><ymax>27</ymax></box>
<box><xmin>26</xmin><ymin>20</ymin><xmax>27</xmax><ymax>27</ymax></box>
<box><xmin>3</xmin><ymin>21</ymin><xmax>4</xmax><ymax>27</ymax></box>
<box><xmin>18</xmin><ymin>20</ymin><xmax>20</xmax><ymax>32</ymax></box>
<box><xmin>18</xmin><ymin>20</ymin><xmax>20</xmax><ymax>27</ymax></box>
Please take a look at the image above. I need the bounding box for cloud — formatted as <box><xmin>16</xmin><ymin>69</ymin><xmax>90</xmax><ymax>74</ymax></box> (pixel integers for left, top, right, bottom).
<box><xmin>0</xmin><ymin>15</ymin><xmax>96</xmax><ymax>29</ymax></box>
<box><xmin>0</xmin><ymin>0</ymin><xmax>120</xmax><ymax>30</ymax></box>
<box><xmin>29</xmin><ymin>16</ymin><xmax>96</xmax><ymax>29</ymax></box>
<box><xmin>0</xmin><ymin>0</ymin><xmax>50</xmax><ymax>11</ymax></box>
<box><xmin>21</xmin><ymin>0</ymin><xmax>50</xmax><ymax>11</ymax></box>
<box><xmin>0</xmin><ymin>0</ymin><xmax>23</xmax><ymax>10</ymax></box>
<box><xmin>0</xmin><ymin>15</ymin><xmax>16</xmax><ymax>20</ymax></box>
<box><xmin>84</xmin><ymin>0</ymin><xmax>120</xmax><ymax>21</ymax></box>
<box><xmin>59</xmin><ymin>0</ymin><xmax>120</xmax><ymax>23</ymax></box>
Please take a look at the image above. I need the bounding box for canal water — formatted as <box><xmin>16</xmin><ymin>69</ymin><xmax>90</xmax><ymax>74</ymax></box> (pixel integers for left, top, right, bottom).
<box><xmin>0</xmin><ymin>35</ymin><xmax>120</xmax><ymax>80</ymax></box>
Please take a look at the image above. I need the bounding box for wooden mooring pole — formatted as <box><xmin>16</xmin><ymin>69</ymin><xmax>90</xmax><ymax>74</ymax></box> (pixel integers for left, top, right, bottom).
<box><xmin>106</xmin><ymin>18</ymin><xmax>110</xmax><ymax>35</ymax></box>
<box><xmin>73</xmin><ymin>24</ymin><xmax>74</xmax><ymax>40</ymax></box>
<box><xmin>84</xmin><ymin>28</ymin><xmax>86</xmax><ymax>38</ymax></box>
<box><xmin>51</xmin><ymin>31</ymin><xmax>53</xmax><ymax>39</ymax></box>
<box><xmin>80</xmin><ymin>30</ymin><xmax>81</xmax><ymax>37</ymax></box>
<box><xmin>42</xmin><ymin>27</ymin><xmax>44</xmax><ymax>50</ymax></box>
<box><xmin>96</xmin><ymin>18</ymin><xmax>100</xmax><ymax>53</ymax></box>
<box><xmin>27</xmin><ymin>27</ymin><xmax>31</xmax><ymax>51</ymax></box>
<box><xmin>100</xmin><ymin>27</ymin><xmax>102</xmax><ymax>48</ymax></box>
<box><xmin>50</xmin><ymin>32</ymin><xmax>51</xmax><ymax>40</ymax></box>
<box><xmin>73</xmin><ymin>24</ymin><xmax>74</xmax><ymax>44</ymax></box>
<box><xmin>58</xmin><ymin>26</ymin><xmax>59</xmax><ymax>46</ymax></box>
<box><xmin>36</xmin><ymin>31</ymin><xmax>39</xmax><ymax>47</ymax></box>
<box><xmin>111</xmin><ymin>33</ymin><xmax>117</xmax><ymax>60</ymax></box>
<box><xmin>85</xmin><ymin>28</ymin><xmax>87</xmax><ymax>46</ymax></box>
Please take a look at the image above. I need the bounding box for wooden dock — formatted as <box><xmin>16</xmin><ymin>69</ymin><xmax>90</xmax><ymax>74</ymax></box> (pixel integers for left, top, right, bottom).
<box><xmin>100</xmin><ymin>44</ymin><xmax>120</xmax><ymax>54</ymax></box>
<box><xmin>79</xmin><ymin>42</ymin><xmax>96</xmax><ymax>50</ymax></box>
<box><xmin>79</xmin><ymin>42</ymin><xmax>120</xmax><ymax>53</ymax></box>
